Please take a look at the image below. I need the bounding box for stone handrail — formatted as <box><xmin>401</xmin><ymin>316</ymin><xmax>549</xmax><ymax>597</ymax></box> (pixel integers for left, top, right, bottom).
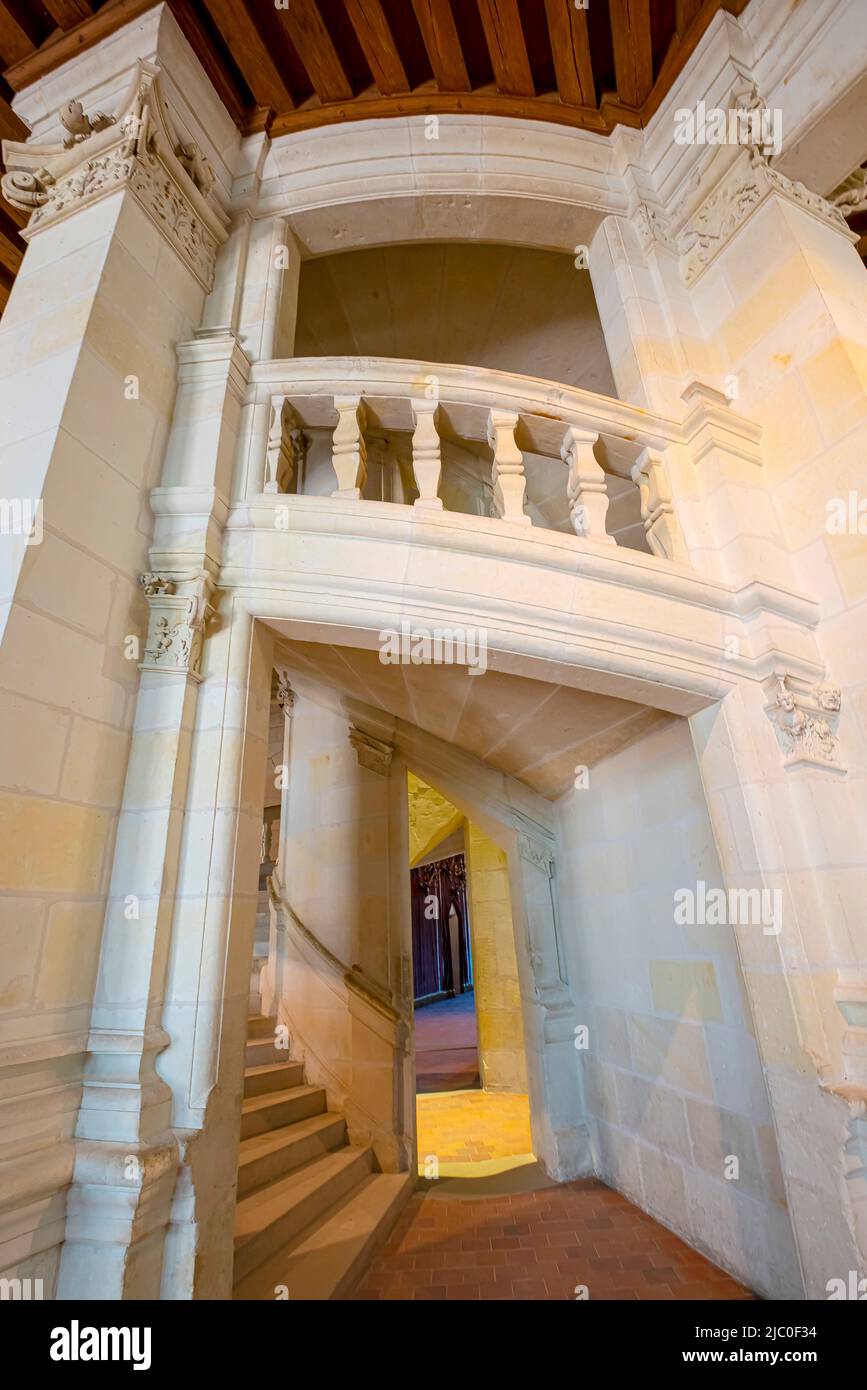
<box><xmin>246</xmin><ymin>355</ymin><xmax>727</xmax><ymax>559</ymax></box>
<box><xmin>268</xmin><ymin>871</ymin><xmax>400</xmax><ymax>1024</ymax></box>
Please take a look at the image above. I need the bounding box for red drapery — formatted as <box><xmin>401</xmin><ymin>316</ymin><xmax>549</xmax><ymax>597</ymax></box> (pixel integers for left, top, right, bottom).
<box><xmin>410</xmin><ymin>853</ymin><xmax>472</xmax><ymax>1001</ymax></box>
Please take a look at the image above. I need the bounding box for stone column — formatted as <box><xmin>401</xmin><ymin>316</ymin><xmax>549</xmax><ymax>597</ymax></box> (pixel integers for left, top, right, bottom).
<box><xmin>410</xmin><ymin>398</ymin><xmax>443</xmax><ymax>509</ymax></box>
<box><xmin>0</xmin><ymin>40</ymin><xmax>234</xmax><ymax>1297</ymax></box>
<box><xmin>331</xmin><ymin>395</ymin><xmax>368</xmax><ymax>499</ymax></box>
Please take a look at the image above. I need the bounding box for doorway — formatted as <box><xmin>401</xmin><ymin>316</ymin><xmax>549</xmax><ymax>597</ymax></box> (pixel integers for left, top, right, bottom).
<box><xmin>407</xmin><ymin>774</ymin><xmax>534</xmax><ymax>1176</ymax></box>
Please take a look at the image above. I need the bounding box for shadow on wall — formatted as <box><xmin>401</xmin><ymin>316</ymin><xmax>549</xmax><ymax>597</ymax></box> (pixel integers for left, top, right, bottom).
<box><xmin>295</xmin><ymin>242</ymin><xmax>617</xmax><ymax>396</ymax></box>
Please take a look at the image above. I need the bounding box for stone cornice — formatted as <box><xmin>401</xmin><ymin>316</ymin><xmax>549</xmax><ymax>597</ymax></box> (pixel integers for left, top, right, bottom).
<box><xmin>1</xmin><ymin>60</ymin><xmax>229</xmax><ymax>292</ymax></box>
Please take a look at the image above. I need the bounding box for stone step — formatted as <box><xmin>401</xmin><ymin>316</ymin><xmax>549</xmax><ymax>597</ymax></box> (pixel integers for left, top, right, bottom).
<box><xmin>233</xmin><ymin>1146</ymin><xmax>374</xmax><ymax>1284</ymax></box>
<box><xmin>245</xmin><ymin>1036</ymin><xmax>288</xmax><ymax>1068</ymax></box>
<box><xmin>241</xmin><ymin>1084</ymin><xmax>326</xmax><ymax>1141</ymax></box>
<box><xmin>237</xmin><ymin>1113</ymin><xmax>347</xmax><ymax>1199</ymax></box>
<box><xmin>233</xmin><ymin>1172</ymin><xmax>412</xmax><ymax>1301</ymax></box>
<box><xmin>247</xmin><ymin>1015</ymin><xmax>275</xmax><ymax>1040</ymax></box>
<box><xmin>243</xmin><ymin>1060</ymin><xmax>305</xmax><ymax>1099</ymax></box>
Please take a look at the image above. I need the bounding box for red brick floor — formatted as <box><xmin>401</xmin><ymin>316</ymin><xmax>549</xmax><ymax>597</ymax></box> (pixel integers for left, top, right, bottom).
<box><xmin>354</xmin><ymin>1178</ymin><xmax>757</xmax><ymax>1301</ymax></box>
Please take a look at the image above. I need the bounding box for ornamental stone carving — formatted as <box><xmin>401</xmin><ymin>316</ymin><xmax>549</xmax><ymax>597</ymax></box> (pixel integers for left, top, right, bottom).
<box><xmin>139</xmin><ymin>571</ymin><xmax>215</xmax><ymax>680</ymax></box>
<box><xmin>764</xmin><ymin>673</ymin><xmax>844</xmax><ymax>772</ymax></box>
<box><xmin>678</xmin><ymin>125</ymin><xmax>855</xmax><ymax>286</ymax></box>
<box><xmin>1</xmin><ymin>61</ymin><xmax>228</xmax><ymax>292</ymax></box>
<box><xmin>273</xmin><ymin>668</ymin><xmax>296</xmax><ymax>716</ymax></box>
<box><xmin>348</xmin><ymin>727</ymin><xmax>393</xmax><ymax>776</ymax></box>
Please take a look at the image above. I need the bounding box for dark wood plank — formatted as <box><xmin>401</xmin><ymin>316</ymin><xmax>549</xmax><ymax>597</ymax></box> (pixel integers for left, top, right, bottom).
<box><xmin>675</xmin><ymin>0</ymin><xmax>702</xmax><ymax>34</ymax></box>
<box><xmin>4</xmin><ymin>0</ymin><xmax>156</xmax><ymax>91</ymax></box>
<box><xmin>0</xmin><ymin>0</ymin><xmax>40</xmax><ymax>65</ymax></box>
<box><xmin>0</xmin><ymin>86</ymin><xmax>27</xmax><ymax>142</ymax></box>
<box><xmin>200</xmin><ymin>0</ymin><xmax>295</xmax><ymax>112</ymax></box>
<box><xmin>609</xmin><ymin>0</ymin><xmax>654</xmax><ymax>107</ymax></box>
<box><xmin>343</xmin><ymin>0</ymin><xmax>409</xmax><ymax>95</ymax></box>
<box><xmin>279</xmin><ymin>0</ymin><xmax>353</xmax><ymax>104</ymax></box>
<box><xmin>43</xmin><ymin>0</ymin><xmax>93</xmax><ymax>30</ymax></box>
<box><xmin>543</xmin><ymin>0</ymin><xmax>594</xmax><ymax>108</ymax></box>
<box><xmin>477</xmin><ymin>0</ymin><xmax>534</xmax><ymax>97</ymax></box>
<box><xmin>410</xmin><ymin>0</ymin><xmax>470</xmax><ymax>92</ymax></box>
<box><xmin>0</xmin><ymin>265</ymin><xmax>13</xmax><ymax>314</ymax></box>
<box><xmin>167</xmin><ymin>0</ymin><xmax>249</xmax><ymax>125</ymax></box>
<box><xmin>0</xmin><ymin>217</ymin><xmax>23</xmax><ymax>274</ymax></box>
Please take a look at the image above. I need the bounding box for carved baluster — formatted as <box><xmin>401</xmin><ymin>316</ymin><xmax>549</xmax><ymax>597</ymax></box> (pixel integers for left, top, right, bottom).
<box><xmin>264</xmin><ymin>396</ymin><xmax>297</xmax><ymax>493</ymax></box>
<box><xmin>630</xmin><ymin>447</ymin><xmax>687</xmax><ymax>562</ymax></box>
<box><xmin>487</xmin><ymin>408</ymin><xmax>530</xmax><ymax>526</ymax></box>
<box><xmin>330</xmin><ymin>395</ymin><xmax>367</xmax><ymax>499</ymax></box>
<box><xmin>560</xmin><ymin>425</ymin><xmax>613</xmax><ymax>544</ymax></box>
<box><xmin>411</xmin><ymin>398</ymin><xmax>443</xmax><ymax>510</ymax></box>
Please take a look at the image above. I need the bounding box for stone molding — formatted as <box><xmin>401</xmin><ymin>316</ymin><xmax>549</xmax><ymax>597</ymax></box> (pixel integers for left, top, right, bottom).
<box><xmin>763</xmin><ymin>672</ymin><xmax>844</xmax><ymax>773</ymax></box>
<box><xmin>139</xmin><ymin>570</ymin><xmax>215</xmax><ymax>681</ymax></box>
<box><xmin>1</xmin><ymin>60</ymin><xmax>228</xmax><ymax>291</ymax></box>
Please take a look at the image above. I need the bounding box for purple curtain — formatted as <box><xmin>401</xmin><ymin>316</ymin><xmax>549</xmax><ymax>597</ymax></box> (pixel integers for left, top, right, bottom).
<box><xmin>410</xmin><ymin>853</ymin><xmax>472</xmax><ymax>1000</ymax></box>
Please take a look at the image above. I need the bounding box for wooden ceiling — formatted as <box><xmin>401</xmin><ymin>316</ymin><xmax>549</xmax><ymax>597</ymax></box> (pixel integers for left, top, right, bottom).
<box><xmin>0</xmin><ymin>0</ymin><xmax>750</xmax><ymax>311</ymax></box>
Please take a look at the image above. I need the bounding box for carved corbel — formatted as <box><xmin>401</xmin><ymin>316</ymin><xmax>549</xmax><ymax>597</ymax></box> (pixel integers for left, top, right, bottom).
<box><xmin>348</xmin><ymin>727</ymin><xmax>393</xmax><ymax>776</ymax></box>
<box><xmin>763</xmin><ymin>672</ymin><xmax>844</xmax><ymax>772</ymax></box>
<box><xmin>139</xmin><ymin>571</ymin><xmax>215</xmax><ymax>681</ymax></box>
<box><xmin>630</xmin><ymin>448</ymin><xmax>687</xmax><ymax>562</ymax></box>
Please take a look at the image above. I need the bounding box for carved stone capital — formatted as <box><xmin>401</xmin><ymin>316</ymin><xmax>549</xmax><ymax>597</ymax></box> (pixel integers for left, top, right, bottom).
<box><xmin>1</xmin><ymin>61</ymin><xmax>228</xmax><ymax>291</ymax></box>
<box><xmin>348</xmin><ymin>727</ymin><xmax>393</xmax><ymax>776</ymax></box>
<box><xmin>763</xmin><ymin>672</ymin><xmax>844</xmax><ymax>773</ymax></box>
<box><xmin>678</xmin><ymin>147</ymin><xmax>855</xmax><ymax>286</ymax></box>
<box><xmin>139</xmin><ymin>570</ymin><xmax>215</xmax><ymax>681</ymax></box>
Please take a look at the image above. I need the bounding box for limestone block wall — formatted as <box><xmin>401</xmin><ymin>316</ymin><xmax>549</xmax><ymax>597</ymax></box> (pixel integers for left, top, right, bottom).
<box><xmin>557</xmin><ymin>716</ymin><xmax>801</xmax><ymax>1299</ymax></box>
<box><xmin>0</xmin><ymin>192</ymin><xmax>205</xmax><ymax>1292</ymax></box>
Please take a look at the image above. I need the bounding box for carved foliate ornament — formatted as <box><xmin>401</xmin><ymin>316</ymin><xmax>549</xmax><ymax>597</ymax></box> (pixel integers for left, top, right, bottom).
<box><xmin>1</xmin><ymin>61</ymin><xmax>228</xmax><ymax>291</ymax></box>
<box><xmin>764</xmin><ymin>673</ymin><xmax>844</xmax><ymax>772</ymax></box>
<box><xmin>272</xmin><ymin>668</ymin><xmax>296</xmax><ymax>716</ymax></box>
<box><xmin>139</xmin><ymin>571</ymin><xmax>215</xmax><ymax>681</ymax></box>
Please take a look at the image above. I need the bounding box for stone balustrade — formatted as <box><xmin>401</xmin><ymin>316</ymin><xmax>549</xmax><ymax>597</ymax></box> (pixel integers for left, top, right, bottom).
<box><xmin>246</xmin><ymin>356</ymin><xmax>701</xmax><ymax>561</ymax></box>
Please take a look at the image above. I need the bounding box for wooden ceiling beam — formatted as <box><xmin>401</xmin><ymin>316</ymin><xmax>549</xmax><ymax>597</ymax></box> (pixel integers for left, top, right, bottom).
<box><xmin>0</xmin><ymin>0</ymin><xmax>40</xmax><ymax>65</ymax></box>
<box><xmin>166</xmin><ymin>0</ymin><xmax>248</xmax><ymax>126</ymax></box>
<box><xmin>343</xmin><ymin>0</ymin><xmax>410</xmax><ymax>96</ymax></box>
<box><xmin>279</xmin><ymin>0</ymin><xmax>353</xmax><ymax>105</ymax></box>
<box><xmin>477</xmin><ymin>0</ymin><xmax>534</xmax><ymax>98</ymax></box>
<box><xmin>0</xmin><ymin>87</ymin><xmax>27</xmax><ymax>142</ymax></box>
<box><xmin>409</xmin><ymin>0</ymin><xmax>470</xmax><ymax>93</ymax></box>
<box><xmin>4</xmin><ymin>0</ymin><xmax>156</xmax><ymax>91</ymax></box>
<box><xmin>201</xmin><ymin>0</ymin><xmax>295</xmax><ymax>113</ymax></box>
<box><xmin>0</xmin><ymin>216</ymin><xmax>22</xmax><ymax>275</ymax></box>
<box><xmin>609</xmin><ymin>0</ymin><xmax>654</xmax><ymax>108</ymax></box>
<box><xmin>43</xmin><ymin>0</ymin><xmax>93</xmax><ymax>30</ymax></box>
<box><xmin>543</xmin><ymin>0</ymin><xmax>594</xmax><ymax>109</ymax></box>
<box><xmin>675</xmin><ymin>0</ymin><xmax>702</xmax><ymax>35</ymax></box>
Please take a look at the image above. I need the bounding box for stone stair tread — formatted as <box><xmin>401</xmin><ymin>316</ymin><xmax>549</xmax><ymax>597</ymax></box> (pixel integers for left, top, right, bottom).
<box><xmin>244</xmin><ymin>1061</ymin><xmax>301</xmax><ymax>1080</ymax></box>
<box><xmin>233</xmin><ymin>1172</ymin><xmax>412</xmax><ymax>1301</ymax></box>
<box><xmin>234</xmin><ymin>1146</ymin><xmax>372</xmax><ymax>1248</ymax></box>
<box><xmin>246</xmin><ymin>1015</ymin><xmax>275</xmax><ymax>1039</ymax></box>
<box><xmin>238</xmin><ymin>1113</ymin><xmax>344</xmax><ymax>1167</ymax></box>
<box><xmin>241</xmin><ymin>1083</ymin><xmax>324</xmax><ymax>1117</ymax></box>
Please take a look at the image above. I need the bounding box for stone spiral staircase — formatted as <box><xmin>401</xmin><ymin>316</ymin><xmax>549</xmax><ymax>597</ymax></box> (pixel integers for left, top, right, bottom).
<box><xmin>232</xmin><ymin>1014</ymin><xmax>411</xmax><ymax>1300</ymax></box>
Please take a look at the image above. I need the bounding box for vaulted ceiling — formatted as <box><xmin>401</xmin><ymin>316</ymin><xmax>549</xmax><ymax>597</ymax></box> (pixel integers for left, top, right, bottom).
<box><xmin>0</xmin><ymin>0</ymin><xmax>751</xmax><ymax>310</ymax></box>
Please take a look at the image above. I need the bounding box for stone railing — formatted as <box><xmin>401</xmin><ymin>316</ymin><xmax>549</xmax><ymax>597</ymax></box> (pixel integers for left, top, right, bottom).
<box><xmin>244</xmin><ymin>356</ymin><xmax>692</xmax><ymax>562</ymax></box>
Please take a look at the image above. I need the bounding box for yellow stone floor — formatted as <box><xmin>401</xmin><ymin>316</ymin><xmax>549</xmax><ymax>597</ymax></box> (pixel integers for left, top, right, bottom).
<box><xmin>416</xmin><ymin>1090</ymin><xmax>533</xmax><ymax>1174</ymax></box>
